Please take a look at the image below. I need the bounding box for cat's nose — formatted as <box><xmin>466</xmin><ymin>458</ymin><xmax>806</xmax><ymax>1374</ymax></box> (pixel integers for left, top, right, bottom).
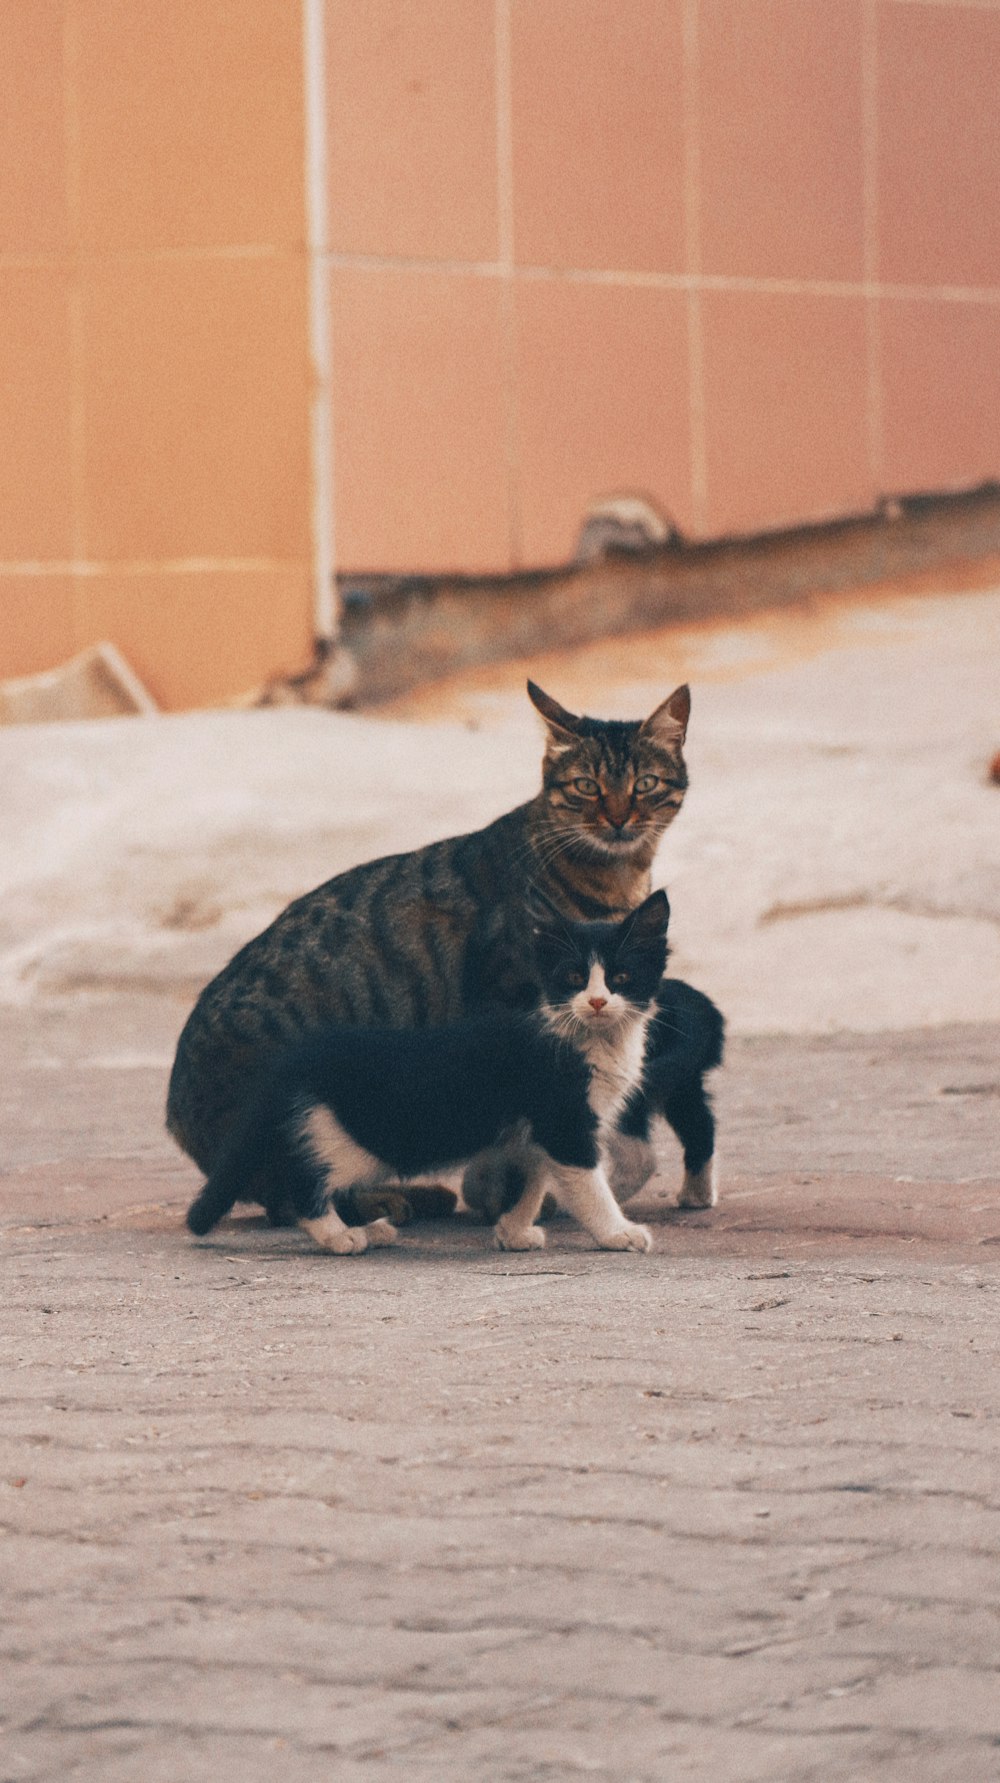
<box><xmin>588</xmin><ymin>997</ymin><xmax>608</xmax><ymax>1013</ymax></box>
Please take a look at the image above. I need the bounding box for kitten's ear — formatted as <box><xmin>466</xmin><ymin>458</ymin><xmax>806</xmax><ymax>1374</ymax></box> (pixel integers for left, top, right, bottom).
<box><xmin>618</xmin><ymin>888</ymin><xmax>670</xmax><ymax>945</ymax></box>
<box><xmin>527</xmin><ymin>680</ymin><xmax>585</xmax><ymax>739</ymax></box>
<box><xmin>640</xmin><ymin>684</ymin><xmax>690</xmax><ymax>747</ymax></box>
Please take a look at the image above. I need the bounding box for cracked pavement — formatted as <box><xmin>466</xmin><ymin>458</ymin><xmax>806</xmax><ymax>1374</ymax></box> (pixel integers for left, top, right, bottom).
<box><xmin>3</xmin><ymin>582</ymin><xmax>999</xmax><ymax>1779</ymax></box>
<box><xmin>3</xmin><ymin>997</ymin><xmax>999</xmax><ymax>1781</ymax></box>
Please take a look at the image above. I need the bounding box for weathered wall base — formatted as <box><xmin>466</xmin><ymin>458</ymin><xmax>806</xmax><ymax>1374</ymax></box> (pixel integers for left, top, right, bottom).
<box><xmin>340</xmin><ymin>487</ymin><xmax>1000</xmax><ymax>706</ymax></box>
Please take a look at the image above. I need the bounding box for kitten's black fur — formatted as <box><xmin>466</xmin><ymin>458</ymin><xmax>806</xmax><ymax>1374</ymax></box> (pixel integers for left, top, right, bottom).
<box><xmin>482</xmin><ymin>977</ymin><xmax>723</xmax><ymax>1217</ymax></box>
<box><xmin>187</xmin><ymin>893</ymin><xmax>679</xmax><ymax>1255</ymax></box>
<box><xmin>619</xmin><ymin>980</ymin><xmax>723</xmax><ymax>1164</ymax></box>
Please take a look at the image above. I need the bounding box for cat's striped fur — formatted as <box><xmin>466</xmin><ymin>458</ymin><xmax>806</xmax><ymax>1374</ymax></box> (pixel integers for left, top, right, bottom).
<box><xmin>166</xmin><ymin>681</ymin><xmax>708</xmax><ymax>1191</ymax></box>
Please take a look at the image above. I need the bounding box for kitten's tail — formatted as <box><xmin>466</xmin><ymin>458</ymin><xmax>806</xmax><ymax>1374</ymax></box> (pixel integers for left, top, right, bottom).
<box><xmin>186</xmin><ymin>1106</ymin><xmax>269</xmax><ymax>1237</ymax></box>
<box><xmin>186</xmin><ymin>1146</ymin><xmax>245</xmax><ymax>1236</ymax></box>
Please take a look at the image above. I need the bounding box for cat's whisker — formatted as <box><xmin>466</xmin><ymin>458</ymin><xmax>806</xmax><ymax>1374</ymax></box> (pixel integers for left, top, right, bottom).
<box><xmin>529</xmin><ymin>836</ymin><xmax>585</xmax><ymax>873</ymax></box>
<box><xmin>519</xmin><ymin>836</ymin><xmax>584</xmax><ymax>878</ymax></box>
<box><xmin>530</xmin><ymin>821</ymin><xmax>608</xmax><ymax>868</ymax></box>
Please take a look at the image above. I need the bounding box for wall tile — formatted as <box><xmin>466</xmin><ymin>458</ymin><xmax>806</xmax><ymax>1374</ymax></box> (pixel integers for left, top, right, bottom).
<box><xmin>0</xmin><ymin>577</ymin><xmax>75</xmax><ymax>678</ymax></box>
<box><xmin>326</xmin><ymin>0</ymin><xmax>498</xmax><ymax>261</ymax></box>
<box><xmin>0</xmin><ymin>266</ymin><xmax>74</xmax><ymax>559</ymax></box>
<box><xmin>514</xmin><ymin>278</ymin><xmax>692</xmax><ymax>564</ymax></box>
<box><xmin>878</xmin><ymin>3</ymin><xmax>1000</xmax><ymax>289</ymax></box>
<box><xmin>76</xmin><ymin>0</ymin><xmax>304</xmax><ymax>250</ymax></box>
<box><xmin>79</xmin><ymin>256</ymin><xmax>311</xmax><ymax>561</ymax></box>
<box><xmin>74</xmin><ymin>568</ymin><xmax>314</xmax><ymax>709</ymax></box>
<box><xmin>0</xmin><ymin>0</ymin><xmax>68</xmax><ymax>252</ymax></box>
<box><xmin>511</xmin><ymin>0</ymin><xmax>685</xmax><ymax>273</ymax></box>
<box><xmin>330</xmin><ymin>266</ymin><xmax>511</xmax><ymax>574</ymax></box>
<box><xmin>701</xmin><ymin>289</ymin><xmax>873</xmax><ymax>537</ymax></box>
<box><xmin>881</xmin><ymin>298</ymin><xmax>1000</xmax><ymax>497</ymax></box>
<box><xmin>699</xmin><ymin>0</ymin><xmax>865</xmax><ymax>281</ymax></box>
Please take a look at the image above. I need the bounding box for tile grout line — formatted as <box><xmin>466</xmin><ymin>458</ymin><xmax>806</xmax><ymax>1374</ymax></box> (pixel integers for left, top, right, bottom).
<box><xmin>494</xmin><ymin>0</ymin><xmax>515</xmax><ymax>278</ymax></box>
<box><xmin>0</xmin><ymin>523</ymin><xmax>997</xmax><ymax>579</ymax></box>
<box><xmin>1</xmin><ymin>559</ymin><xmax>308</xmax><ymax>578</ymax></box>
<box><xmin>682</xmin><ymin>0</ymin><xmax>708</xmax><ymax>536</ymax></box>
<box><xmin>494</xmin><ymin>0</ymin><xmax>521</xmax><ymax>570</ymax></box>
<box><xmin>862</xmin><ymin>0</ymin><xmax>885</xmax><ymax>498</ymax></box>
<box><xmin>62</xmin><ymin>0</ymin><xmax>86</xmax><ymax>611</ymax></box>
<box><xmin>303</xmin><ymin>0</ymin><xmax>337</xmax><ymax>640</ymax></box>
<box><xmin>316</xmin><ymin>256</ymin><xmax>1000</xmax><ymax>308</ymax></box>
<box><xmin>0</xmin><ymin>246</ymin><xmax>286</xmax><ymax>266</ymax></box>
<box><xmin>5</xmin><ymin>239</ymin><xmax>1000</xmax><ymax>310</ymax></box>
<box><xmin>888</xmin><ymin>0</ymin><xmax>1000</xmax><ymax>9</ymax></box>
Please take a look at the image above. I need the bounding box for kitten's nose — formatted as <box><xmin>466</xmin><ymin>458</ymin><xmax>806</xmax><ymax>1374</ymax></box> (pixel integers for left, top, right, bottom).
<box><xmin>588</xmin><ymin>997</ymin><xmax>608</xmax><ymax>1013</ymax></box>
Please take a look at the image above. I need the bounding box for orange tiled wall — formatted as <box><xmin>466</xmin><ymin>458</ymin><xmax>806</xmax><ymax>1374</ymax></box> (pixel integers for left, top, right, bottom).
<box><xmin>326</xmin><ymin>0</ymin><xmax>1000</xmax><ymax>574</ymax></box>
<box><xmin>1</xmin><ymin>0</ymin><xmax>314</xmax><ymax>706</ymax></box>
<box><xmin>4</xmin><ymin>2</ymin><xmax>1000</xmax><ymax>706</ymax></box>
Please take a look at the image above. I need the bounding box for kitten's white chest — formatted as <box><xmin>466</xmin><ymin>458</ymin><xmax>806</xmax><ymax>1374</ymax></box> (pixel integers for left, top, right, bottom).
<box><xmin>585</xmin><ymin>1021</ymin><xmax>648</xmax><ymax>1127</ymax></box>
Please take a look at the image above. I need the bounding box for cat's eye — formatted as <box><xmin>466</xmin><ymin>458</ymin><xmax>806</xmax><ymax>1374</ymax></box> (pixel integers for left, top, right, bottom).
<box><xmin>566</xmin><ymin>970</ymin><xmax>586</xmax><ymax>987</ymax></box>
<box><xmin>572</xmin><ymin>776</ymin><xmax>600</xmax><ymax>796</ymax></box>
<box><xmin>635</xmin><ymin>774</ymin><xmax>661</xmax><ymax>793</ymax></box>
<box><xmin>609</xmin><ymin>972</ymin><xmax>631</xmax><ymax>988</ymax></box>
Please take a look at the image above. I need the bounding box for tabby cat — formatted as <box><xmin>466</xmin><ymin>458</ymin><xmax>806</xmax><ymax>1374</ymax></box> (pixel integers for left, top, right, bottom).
<box><xmin>186</xmin><ymin>892</ymin><xmax>670</xmax><ymax>1256</ymax></box>
<box><xmin>167</xmin><ymin>680</ymin><xmax>723</xmax><ymax>1210</ymax></box>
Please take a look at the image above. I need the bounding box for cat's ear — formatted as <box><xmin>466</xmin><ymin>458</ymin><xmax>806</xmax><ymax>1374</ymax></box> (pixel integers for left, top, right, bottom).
<box><xmin>618</xmin><ymin>888</ymin><xmax>670</xmax><ymax>945</ymax></box>
<box><xmin>527</xmin><ymin>680</ymin><xmax>585</xmax><ymax>739</ymax></box>
<box><xmin>640</xmin><ymin>684</ymin><xmax>690</xmax><ymax>748</ymax></box>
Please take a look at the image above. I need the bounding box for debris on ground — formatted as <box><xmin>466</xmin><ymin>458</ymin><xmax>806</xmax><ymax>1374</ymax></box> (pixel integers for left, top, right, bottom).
<box><xmin>0</xmin><ymin>640</ymin><xmax>157</xmax><ymax>724</ymax></box>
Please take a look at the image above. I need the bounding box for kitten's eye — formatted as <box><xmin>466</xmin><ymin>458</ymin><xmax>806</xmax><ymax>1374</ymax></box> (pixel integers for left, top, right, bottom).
<box><xmin>609</xmin><ymin>972</ymin><xmax>631</xmax><ymax>988</ymax></box>
<box><xmin>566</xmin><ymin>970</ymin><xmax>586</xmax><ymax>987</ymax></box>
<box><xmin>635</xmin><ymin>774</ymin><xmax>661</xmax><ymax>794</ymax></box>
<box><xmin>572</xmin><ymin>776</ymin><xmax>600</xmax><ymax>796</ymax></box>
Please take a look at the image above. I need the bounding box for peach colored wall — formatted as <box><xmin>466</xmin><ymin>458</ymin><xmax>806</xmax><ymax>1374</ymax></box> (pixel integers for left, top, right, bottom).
<box><xmin>1</xmin><ymin>0</ymin><xmax>314</xmax><ymax>706</ymax></box>
<box><xmin>4</xmin><ymin>2</ymin><xmax>1000</xmax><ymax>707</ymax></box>
<box><xmin>325</xmin><ymin>0</ymin><xmax>1000</xmax><ymax>575</ymax></box>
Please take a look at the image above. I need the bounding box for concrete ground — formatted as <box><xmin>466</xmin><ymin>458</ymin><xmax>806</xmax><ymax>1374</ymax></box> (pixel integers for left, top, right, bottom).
<box><xmin>2</xmin><ymin>583</ymin><xmax>999</xmax><ymax>1780</ymax></box>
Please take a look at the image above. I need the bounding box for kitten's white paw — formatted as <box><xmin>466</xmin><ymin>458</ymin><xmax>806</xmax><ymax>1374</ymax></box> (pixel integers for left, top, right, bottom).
<box><xmin>494</xmin><ymin>1216</ymin><xmax>546</xmax><ymax>1252</ymax></box>
<box><xmin>302</xmin><ymin>1214</ymin><xmax>369</xmax><ymax>1254</ymax></box>
<box><xmin>677</xmin><ymin>1159</ymin><xmax>717</xmax><ymax>1209</ymax></box>
<box><xmin>364</xmin><ymin>1217</ymin><xmax>398</xmax><ymax>1247</ymax></box>
<box><xmin>600</xmin><ymin>1220</ymin><xmax>653</xmax><ymax>1253</ymax></box>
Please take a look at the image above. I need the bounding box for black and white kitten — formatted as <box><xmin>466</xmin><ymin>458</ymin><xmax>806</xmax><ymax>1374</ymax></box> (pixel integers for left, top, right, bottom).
<box><xmin>186</xmin><ymin>891</ymin><xmax>671</xmax><ymax>1256</ymax></box>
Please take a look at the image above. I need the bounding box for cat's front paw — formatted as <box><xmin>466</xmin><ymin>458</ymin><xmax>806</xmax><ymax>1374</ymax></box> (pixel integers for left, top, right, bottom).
<box><xmin>302</xmin><ymin>1214</ymin><xmax>370</xmax><ymax>1254</ymax></box>
<box><xmin>600</xmin><ymin>1220</ymin><xmax>653</xmax><ymax>1253</ymax></box>
<box><xmin>494</xmin><ymin>1216</ymin><xmax>546</xmax><ymax>1252</ymax></box>
<box><xmin>363</xmin><ymin>1217</ymin><xmax>398</xmax><ymax>1247</ymax></box>
<box><xmin>677</xmin><ymin>1159</ymin><xmax>717</xmax><ymax>1209</ymax></box>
